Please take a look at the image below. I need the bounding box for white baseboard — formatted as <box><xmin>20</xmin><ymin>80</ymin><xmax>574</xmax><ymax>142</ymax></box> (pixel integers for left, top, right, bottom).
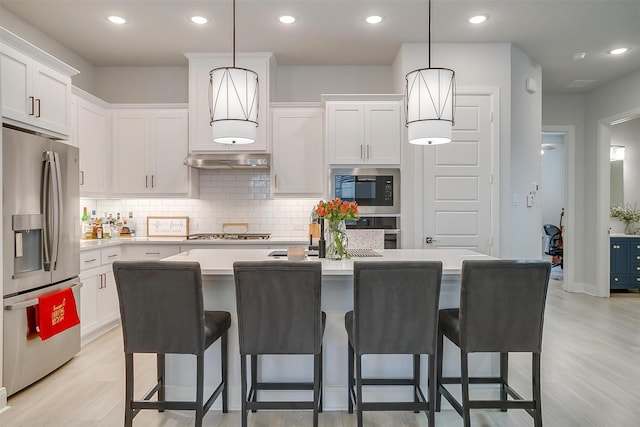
<box><xmin>0</xmin><ymin>387</ymin><xmax>10</xmax><ymax>414</ymax></box>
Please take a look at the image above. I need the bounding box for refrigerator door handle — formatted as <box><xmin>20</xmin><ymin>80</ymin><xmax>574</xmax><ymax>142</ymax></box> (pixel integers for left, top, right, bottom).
<box><xmin>4</xmin><ymin>281</ymin><xmax>83</xmax><ymax>311</ymax></box>
<box><xmin>41</xmin><ymin>151</ymin><xmax>62</xmax><ymax>271</ymax></box>
<box><xmin>42</xmin><ymin>151</ymin><xmax>53</xmax><ymax>270</ymax></box>
<box><xmin>51</xmin><ymin>151</ymin><xmax>63</xmax><ymax>270</ymax></box>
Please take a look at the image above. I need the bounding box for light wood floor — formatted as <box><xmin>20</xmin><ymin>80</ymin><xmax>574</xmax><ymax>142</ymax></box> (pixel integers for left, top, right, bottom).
<box><xmin>2</xmin><ymin>278</ymin><xmax>640</xmax><ymax>426</ymax></box>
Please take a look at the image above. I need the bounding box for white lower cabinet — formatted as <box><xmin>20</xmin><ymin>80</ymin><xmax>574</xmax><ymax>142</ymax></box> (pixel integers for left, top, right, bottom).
<box><xmin>79</xmin><ymin>247</ymin><xmax>122</xmax><ymax>344</ymax></box>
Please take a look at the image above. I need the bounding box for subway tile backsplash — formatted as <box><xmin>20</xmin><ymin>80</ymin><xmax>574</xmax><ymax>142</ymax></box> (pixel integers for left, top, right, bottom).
<box><xmin>81</xmin><ymin>170</ymin><xmax>321</xmax><ymax>237</ymax></box>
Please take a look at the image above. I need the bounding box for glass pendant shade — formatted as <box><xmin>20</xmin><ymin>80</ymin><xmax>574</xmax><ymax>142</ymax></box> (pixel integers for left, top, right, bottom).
<box><xmin>210</xmin><ymin>67</ymin><xmax>259</xmax><ymax>144</ymax></box>
<box><xmin>405</xmin><ymin>67</ymin><xmax>455</xmax><ymax>145</ymax></box>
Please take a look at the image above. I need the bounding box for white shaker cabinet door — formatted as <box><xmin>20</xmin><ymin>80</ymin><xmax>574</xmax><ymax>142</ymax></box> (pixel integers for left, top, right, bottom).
<box><xmin>271</xmin><ymin>106</ymin><xmax>325</xmax><ymax>197</ymax></box>
<box><xmin>77</xmin><ymin>96</ymin><xmax>109</xmax><ymax>196</ymax></box>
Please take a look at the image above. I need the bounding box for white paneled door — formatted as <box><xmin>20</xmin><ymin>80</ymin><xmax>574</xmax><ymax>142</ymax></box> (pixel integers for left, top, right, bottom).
<box><xmin>423</xmin><ymin>94</ymin><xmax>493</xmax><ymax>254</ymax></box>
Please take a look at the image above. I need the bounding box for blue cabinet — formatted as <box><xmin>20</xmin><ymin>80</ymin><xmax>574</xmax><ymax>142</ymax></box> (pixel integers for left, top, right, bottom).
<box><xmin>610</xmin><ymin>237</ymin><xmax>640</xmax><ymax>289</ymax></box>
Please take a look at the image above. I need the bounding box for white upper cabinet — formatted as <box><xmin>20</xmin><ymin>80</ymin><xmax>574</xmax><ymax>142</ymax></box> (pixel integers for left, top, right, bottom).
<box><xmin>111</xmin><ymin>107</ymin><xmax>193</xmax><ymax>197</ymax></box>
<box><xmin>325</xmin><ymin>95</ymin><xmax>403</xmax><ymax>166</ymax></box>
<box><xmin>271</xmin><ymin>104</ymin><xmax>325</xmax><ymax>197</ymax></box>
<box><xmin>185</xmin><ymin>53</ymin><xmax>273</xmax><ymax>153</ymax></box>
<box><xmin>0</xmin><ymin>28</ymin><xmax>77</xmax><ymax>138</ymax></box>
<box><xmin>73</xmin><ymin>92</ymin><xmax>110</xmax><ymax>196</ymax></box>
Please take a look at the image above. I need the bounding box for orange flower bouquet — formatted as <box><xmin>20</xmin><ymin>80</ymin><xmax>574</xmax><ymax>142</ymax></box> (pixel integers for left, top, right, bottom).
<box><xmin>315</xmin><ymin>199</ymin><xmax>359</xmax><ymax>259</ymax></box>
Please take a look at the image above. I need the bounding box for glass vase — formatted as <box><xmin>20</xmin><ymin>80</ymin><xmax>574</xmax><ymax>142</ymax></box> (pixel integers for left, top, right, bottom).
<box><xmin>326</xmin><ymin>220</ymin><xmax>349</xmax><ymax>260</ymax></box>
<box><xmin>624</xmin><ymin>221</ymin><xmax>637</xmax><ymax>235</ymax></box>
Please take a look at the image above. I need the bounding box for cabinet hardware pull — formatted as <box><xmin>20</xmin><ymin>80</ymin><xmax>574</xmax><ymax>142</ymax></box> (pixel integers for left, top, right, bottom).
<box><xmin>35</xmin><ymin>98</ymin><xmax>41</xmax><ymax>117</ymax></box>
<box><xmin>84</xmin><ymin>258</ymin><xmax>97</xmax><ymax>263</ymax></box>
<box><xmin>637</xmin><ymin>278</ymin><xmax>640</xmax><ymax>282</ymax></box>
<box><xmin>29</xmin><ymin>96</ymin><xmax>35</xmax><ymax>115</ymax></box>
<box><xmin>274</xmin><ymin>175</ymin><xmax>277</xmax><ymax>188</ymax></box>
<box><xmin>151</xmin><ymin>175</ymin><xmax>155</xmax><ymax>188</ymax></box>
<box><xmin>108</xmin><ymin>254</ymin><xmax>118</xmax><ymax>258</ymax></box>
<box><xmin>146</xmin><ymin>252</ymin><xmax>160</xmax><ymax>255</ymax></box>
<box><xmin>367</xmin><ymin>145</ymin><xmax>370</xmax><ymax>159</ymax></box>
<box><xmin>614</xmin><ymin>278</ymin><xmax>618</xmax><ymax>282</ymax></box>
<box><xmin>80</xmin><ymin>170</ymin><xmax>85</xmax><ymax>185</ymax></box>
<box><xmin>360</xmin><ymin>145</ymin><xmax>363</xmax><ymax>159</ymax></box>
<box><xmin>145</xmin><ymin>175</ymin><xmax>149</xmax><ymax>188</ymax></box>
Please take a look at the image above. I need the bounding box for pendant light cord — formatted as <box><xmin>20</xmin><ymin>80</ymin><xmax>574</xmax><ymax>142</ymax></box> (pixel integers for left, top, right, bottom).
<box><xmin>428</xmin><ymin>0</ymin><xmax>431</xmax><ymax>68</ymax></box>
<box><xmin>233</xmin><ymin>0</ymin><xmax>236</xmax><ymax>68</ymax></box>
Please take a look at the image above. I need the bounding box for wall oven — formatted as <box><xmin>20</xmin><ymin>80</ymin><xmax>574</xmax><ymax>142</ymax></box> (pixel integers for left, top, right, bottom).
<box><xmin>330</xmin><ymin>168</ymin><xmax>400</xmax><ymax>215</ymax></box>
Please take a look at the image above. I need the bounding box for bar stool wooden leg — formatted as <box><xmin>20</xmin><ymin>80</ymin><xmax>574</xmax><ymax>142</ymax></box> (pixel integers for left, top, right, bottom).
<box><xmin>413</xmin><ymin>354</ymin><xmax>420</xmax><ymax>413</ymax></box>
<box><xmin>428</xmin><ymin>354</ymin><xmax>436</xmax><ymax>426</ymax></box>
<box><xmin>348</xmin><ymin>342</ymin><xmax>354</xmax><ymax>414</ymax></box>
<box><xmin>240</xmin><ymin>355</ymin><xmax>248</xmax><ymax>427</ymax></box>
<box><xmin>319</xmin><ymin>347</ymin><xmax>324</xmax><ymax>413</ymax></box>
<box><xmin>461</xmin><ymin>352</ymin><xmax>471</xmax><ymax>427</ymax></box>
<box><xmin>533</xmin><ymin>353</ymin><xmax>543</xmax><ymax>427</ymax></box>
<box><xmin>435</xmin><ymin>330</ymin><xmax>444</xmax><ymax>412</ymax></box>
<box><xmin>157</xmin><ymin>353</ymin><xmax>165</xmax><ymax>411</ymax></box>
<box><xmin>195</xmin><ymin>354</ymin><xmax>204</xmax><ymax>427</ymax></box>
<box><xmin>221</xmin><ymin>331</ymin><xmax>228</xmax><ymax>413</ymax></box>
<box><xmin>125</xmin><ymin>353</ymin><xmax>134</xmax><ymax>427</ymax></box>
<box><xmin>356</xmin><ymin>354</ymin><xmax>364</xmax><ymax>427</ymax></box>
<box><xmin>250</xmin><ymin>355</ymin><xmax>258</xmax><ymax>413</ymax></box>
<box><xmin>313</xmin><ymin>353</ymin><xmax>321</xmax><ymax>427</ymax></box>
<box><xmin>500</xmin><ymin>352</ymin><xmax>508</xmax><ymax>412</ymax></box>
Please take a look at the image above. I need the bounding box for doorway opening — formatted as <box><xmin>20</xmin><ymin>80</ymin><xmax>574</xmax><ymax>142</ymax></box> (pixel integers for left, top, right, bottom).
<box><xmin>541</xmin><ymin>131</ymin><xmax>565</xmax><ymax>282</ymax></box>
<box><xmin>542</xmin><ymin>126</ymin><xmax>575</xmax><ymax>292</ymax></box>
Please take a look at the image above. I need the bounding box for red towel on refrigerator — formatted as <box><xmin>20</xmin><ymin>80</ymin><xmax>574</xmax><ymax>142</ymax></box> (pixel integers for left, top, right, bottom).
<box><xmin>36</xmin><ymin>287</ymin><xmax>80</xmax><ymax>341</ymax></box>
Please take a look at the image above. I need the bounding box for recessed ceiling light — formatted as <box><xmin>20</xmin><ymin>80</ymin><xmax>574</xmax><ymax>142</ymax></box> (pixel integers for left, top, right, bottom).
<box><xmin>279</xmin><ymin>15</ymin><xmax>296</xmax><ymax>24</ymax></box>
<box><xmin>107</xmin><ymin>16</ymin><xmax>126</xmax><ymax>25</ymax></box>
<box><xmin>366</xmin><ymin>15</ymin><xmax>383</xmax><ymax>24</ymax></box>
<box><xmin>608</xmin><ymin>47</ymin><xmax>629</xmax><ymax>55</ymax></box>
<box><xmin>191</xmin><ymin>16</ymin><xmax>208</xmax><ymax>25</ymax></box>
<box><xmin>467</xmin><ymin>15</ymin><xmax>488</xmax><ymax>24</ymax></box>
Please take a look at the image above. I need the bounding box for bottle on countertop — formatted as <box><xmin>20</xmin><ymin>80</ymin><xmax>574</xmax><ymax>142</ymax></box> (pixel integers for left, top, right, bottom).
<box><xmin>94</xmin><ymin>219</ymin><xmax>103</xmax><ymax>239</ymax></box>
<box><xmin>128</xmin><ymin>212</ymin><xmax>136</xmax><ymax>237</ymax></box>
<box><xmin>81</xmin><ymin>207</ymin><xmax>89</xmax><ymax>240</ymax></box>
<box><xmin>103</xmin><ymin>213</ymin><xmax>111</xmax><ymax>239</ymax></box>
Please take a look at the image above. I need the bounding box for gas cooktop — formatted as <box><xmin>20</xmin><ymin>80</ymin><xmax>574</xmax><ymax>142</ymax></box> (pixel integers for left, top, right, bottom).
<box><xmin>186</xmin><ymin>233</ymin><xmax>271</xmax><ymax>241</ymax></box>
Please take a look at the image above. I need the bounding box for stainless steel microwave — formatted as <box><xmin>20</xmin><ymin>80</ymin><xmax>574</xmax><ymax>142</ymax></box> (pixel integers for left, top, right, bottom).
<box><xmin>330</xmin><ymin>168</ymin><xmax>400</xmax><ymax>215</ymax></box>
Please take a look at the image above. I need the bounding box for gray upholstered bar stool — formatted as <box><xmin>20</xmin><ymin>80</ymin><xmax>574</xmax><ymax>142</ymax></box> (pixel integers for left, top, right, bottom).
<box><xmin>112</xmin><ymin>261</ymin><xmax>230</xmax><ymax>427</ymax></box>
<box><xmin>233</xmin><ymin>261</ymin><xmax>324</xmax><ymax>427</ymax></box>
<box><xmin>436</xmin><ymin>259</ymin><xmax>551</xmax><ymax>427</ymax></box>
<box><xmin>345</xmin><ymin>260</ymin><xmax>443</xmax><ymax>427</ymax></box>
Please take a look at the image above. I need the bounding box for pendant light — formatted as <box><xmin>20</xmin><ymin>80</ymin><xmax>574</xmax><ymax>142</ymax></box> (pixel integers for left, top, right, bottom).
<box><xmin>405</xmin><ymin>0</ymin><xmax>456</xmax><ymax>145</ymax></box>
<box><xmin>209</xmin><ymin>0</ymin><xmax>259</xmax><ymax>144</ymax></box>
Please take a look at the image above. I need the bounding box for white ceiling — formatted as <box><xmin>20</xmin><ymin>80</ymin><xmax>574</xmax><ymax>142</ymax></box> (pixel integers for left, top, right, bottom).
<box><xmin>2</xmin><ymin>0</ymin><xmax>639</xmax><ymax>94</ymax></box>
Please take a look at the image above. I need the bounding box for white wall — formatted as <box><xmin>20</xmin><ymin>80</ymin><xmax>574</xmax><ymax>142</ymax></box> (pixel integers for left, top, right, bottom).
<box><xmin>0</xmin><ymin>7</ymin><xmax>97</xmax><ymax>93</ymax></box>
<box><xmin>509</xmin><ymin>46</ymin><xmax>543</xmax><ymax>258</ymax></box>
<box><xmin>274</xmin><ymin>66</ymin><xmax>393</xmax><ymax>101</ymax></box>
<box><xmin>94</xmin><ymin>67</ymin><xmax>188</xmax><ymax>103</ymax></box>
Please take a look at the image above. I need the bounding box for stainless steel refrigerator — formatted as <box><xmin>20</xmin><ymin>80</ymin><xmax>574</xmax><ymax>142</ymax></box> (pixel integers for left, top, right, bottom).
<box><xmin>2</xmin><ymin>125</ymin><xmax>81</xmax><ymax>396</ymax></box>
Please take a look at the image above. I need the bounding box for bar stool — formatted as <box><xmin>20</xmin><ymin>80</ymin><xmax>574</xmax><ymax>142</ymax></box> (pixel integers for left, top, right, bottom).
<box><xmin>112</xmin><ymin>261</ymin><xmax>230</xmax><ymax>427</ymax></box>
<box><xmin>233</xmin><ymin>261</ymin><xmax>324</xmax><ymax>427</ymax></box>
<box><xmin>436</xmin><ymin>259</ymin><xmax>551</xmax><ymax>427</ymax></box>
<box><xmin>345</xmin><ymin>261</ymin><xmax>443</xmax><ymax>427</ymax></box>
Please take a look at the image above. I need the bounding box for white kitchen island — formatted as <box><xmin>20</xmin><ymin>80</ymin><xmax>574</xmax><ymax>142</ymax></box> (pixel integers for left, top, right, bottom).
<box><xmin>159</xmin><ymin>248</ymin><xmax>497</xmax><ymax>411</ymax></box>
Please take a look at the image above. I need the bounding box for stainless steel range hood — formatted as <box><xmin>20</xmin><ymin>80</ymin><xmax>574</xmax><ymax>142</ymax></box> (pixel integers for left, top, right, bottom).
<box><xmin>184</xmin><ymin>153</ymin><xmax>270</xmax><ymax>169</ymax></box>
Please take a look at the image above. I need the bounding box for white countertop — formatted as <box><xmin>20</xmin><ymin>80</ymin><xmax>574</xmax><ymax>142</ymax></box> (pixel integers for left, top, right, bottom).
<box><xmin>161</xmin><ymin>248</ymin><xmax>494</xmax><ymax>276</ymax></box>
<box><xmin>610</xmin><ymin>233</ymin><xmax>640</xmax><ymax>238</ymax></box>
